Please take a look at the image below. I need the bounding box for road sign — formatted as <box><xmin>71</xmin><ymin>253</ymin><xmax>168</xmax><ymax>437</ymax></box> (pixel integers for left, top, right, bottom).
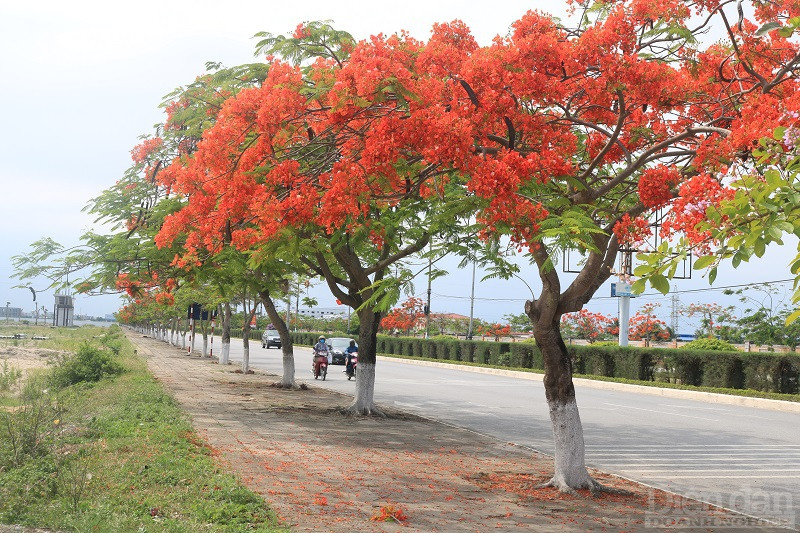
<box><xmin>611</xmin><ymin>282</ymin><xmax>635</xmax><ymax>298</ymax></box>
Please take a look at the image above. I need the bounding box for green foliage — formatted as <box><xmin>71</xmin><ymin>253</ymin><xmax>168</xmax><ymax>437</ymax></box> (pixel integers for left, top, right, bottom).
<box><xmin>743</xmin><ymin>353</ymin><xmax>800</xmax><ymax>394</ymax></box>
<box><xmin>0</xmin><ymin>375</ymin><xmax>62</xmax><ymax>470</ymax></box>
<box><xmin>682</xmin><ymin>338</ymin><xmax>738</xmax><ymax>351</ymax></box>
<box><xmin>0</xmin><ymin>359</ymin><xmax>22</xmax><ymax>391</ymax></box>
<box><xmin>49</xmin><ymin>343</ymin><xmax>124</xmax><ymax>389</ymax></box>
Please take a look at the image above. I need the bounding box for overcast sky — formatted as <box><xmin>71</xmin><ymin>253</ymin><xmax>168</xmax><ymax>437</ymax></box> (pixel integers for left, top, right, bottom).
<box><xmin>0</xmin><ymin>1</ymin><xmax>796</xmax><ymax>331</ymax></box>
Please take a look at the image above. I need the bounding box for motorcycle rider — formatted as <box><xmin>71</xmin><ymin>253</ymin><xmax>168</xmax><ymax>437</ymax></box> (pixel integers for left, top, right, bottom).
<box><xmin>313</xmin><ymin>336</ymin><xmax>330</xmax><ymax>366</ymax></box>
<box><xmin>344</xmin><ymin>339</ymin><xmax>358</xmax><ymax>377</ymax></box>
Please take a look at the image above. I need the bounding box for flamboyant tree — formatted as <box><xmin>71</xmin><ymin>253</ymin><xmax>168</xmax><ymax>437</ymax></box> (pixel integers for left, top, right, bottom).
<box><xmin>156</xmin><ymin>23</ymin><xmax>479</xmax><ymax>414</ymax></box>
<box><xmin>682</xmin><ymin>302</ymin><xmax>736</xmax><ymax>338</ymax></box>
<box><xmin>396</xmin><ymin>1</ymin><xmax>800</xmax><ymax>493</ymax></box>
<box><xmin>628</xmin><ymin>303</ymin><xmax>670</xmax><ymax>345</ymax></box>
<box><xmin>560</xmin><ymin>309</ymin><xmax>614</xmax><ymax>343</ymax></box>
<box><xmin>381</xmin><ymin>296</ymin><xmax>425</xmax><ymax>335</ymax></box>
<box><xmin>478</xmin><ymin>323</ymin><xmax>512</xmax><ymax>341</ymax></box>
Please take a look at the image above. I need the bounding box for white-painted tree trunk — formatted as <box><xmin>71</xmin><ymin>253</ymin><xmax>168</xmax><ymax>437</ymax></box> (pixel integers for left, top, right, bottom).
<box><xmin>202</xmin><ymin>334</ymin><xmax>208</xmax><ymax>358</ymax></box>
<box><xmin>281</xmin><ymin>346</ymin><xmax>295</xmax><ymax>387</ymax></box>
<box><xmin>220</xmin><ymin>341</ymin><xmax>230</xmax><ymax>365</ymax></box>
<box><xmin>349</xmin><ymin>363</ymin><xmax>378</xmax><ymax>414</ymax></box>
<box><xmin>547</xmin><ymin>397</ymin><xmax>594</xmax><ymax>490</ymax></box>
<box><xmin>242</xmin><ymin>337</ymin><xmax>250</xmax><ymax>373</ymax></box>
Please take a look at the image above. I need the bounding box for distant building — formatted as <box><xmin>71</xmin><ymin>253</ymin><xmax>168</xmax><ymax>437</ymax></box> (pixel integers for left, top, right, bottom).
<box><xmin>298</xmin><ymin>306</ymin><xmax>347</xmax><ymax>318</ymax></box>
<box><xmin>53</xmin><ymin>290</ymin><xmax>74</xmax><ymax>327</ymax></box>
<box><xmin>0</xmin><ymin>306</ymin><xmax>22</xmax><ymax>318</ymax></box>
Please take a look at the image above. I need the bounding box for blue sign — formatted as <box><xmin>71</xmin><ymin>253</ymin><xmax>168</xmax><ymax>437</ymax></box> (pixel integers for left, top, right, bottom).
<box><xmin>611</xmin><ymin>282</ymin><xmax>635</xmax><ymax>298</ymax></box>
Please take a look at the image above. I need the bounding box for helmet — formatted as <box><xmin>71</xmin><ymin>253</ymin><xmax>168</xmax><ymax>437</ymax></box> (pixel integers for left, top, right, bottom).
<box><xmin>319</xmin><ymin>336</ymin><xmax>325</xmax><ymax>341</ymax></box>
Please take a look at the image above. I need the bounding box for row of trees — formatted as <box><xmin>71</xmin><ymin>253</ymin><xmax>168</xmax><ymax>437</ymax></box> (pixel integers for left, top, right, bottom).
<box><xmin>13</xmin><ymin>2</ymin><xmax>800</xmax><ymax>493</ymax></box>
<box><xmin>559</xmin><ymin>294</ymin><xmax>800</xmax><ymax>349</ymax></box>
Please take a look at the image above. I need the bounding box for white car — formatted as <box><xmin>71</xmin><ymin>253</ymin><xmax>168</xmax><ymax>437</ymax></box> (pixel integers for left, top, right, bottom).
<box><xmin>261</xmin><ymin>329</ymin><xmax>281</xmax><ymax>349</ymax></box>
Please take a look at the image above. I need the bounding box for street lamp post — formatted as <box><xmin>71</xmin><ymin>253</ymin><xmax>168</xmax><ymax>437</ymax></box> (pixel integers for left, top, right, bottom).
<box><xmin>5</xmin><ymin>302</ymin><xmax>9</xmax><ymax>323</ymax></box>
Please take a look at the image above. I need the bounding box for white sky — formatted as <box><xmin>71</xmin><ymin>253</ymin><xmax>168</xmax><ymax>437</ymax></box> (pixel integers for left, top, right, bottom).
<box><xmin>0</xmin><ymin>1</ymin><xmax>796</xmax><ymax>331</ymax></box>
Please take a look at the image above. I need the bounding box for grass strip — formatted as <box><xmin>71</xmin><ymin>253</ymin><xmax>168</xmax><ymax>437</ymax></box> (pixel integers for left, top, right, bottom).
<box><xmin>0</xmin><ymin>325</ymin><xmax>287</xmax><ymax>532</ymax></box>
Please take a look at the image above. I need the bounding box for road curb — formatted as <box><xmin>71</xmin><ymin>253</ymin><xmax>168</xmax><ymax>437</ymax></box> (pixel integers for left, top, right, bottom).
<box><xmin>377</xmin><ymin>356</ymin><xmax>800</xmax><ymax>414</ymax></box>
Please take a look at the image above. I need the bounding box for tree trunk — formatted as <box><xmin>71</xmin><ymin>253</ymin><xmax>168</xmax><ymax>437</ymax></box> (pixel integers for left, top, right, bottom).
<box><xmin>220</xmin><ymin>302</ymin><xmax>231</xmax><ymax>365</ymax></box>
<box><xmin>241</xmin><ymin>304</ymin><xmax>256</xmax><ymax>373</ymax></box>
<box><xmin>534</xmin><ymin>319</ymin><xmax>596</xmax><ymax>492</ymax></box>
<box><xmin>260</xmin><ymin>290</ymin><xmax>296</xmax><ymax>388</ymax></box>
<box><xmin>242</xmin><ymin>328</ymin><xmax>250</xmax><ymax>373</ymax></box>
<box><xmin>349</xmin><ymin>309</ymin><xmax>382</xmax><ymax>415</ymax></box>
<box><xmin>201</xmin><ymin>318</ymin><xmax>209</xmax><ymax>357</ymax></box>
<box><xmin>181</xmin><ymin>319</ymin><xmax>188</xmax><ymax>350</ymax></box>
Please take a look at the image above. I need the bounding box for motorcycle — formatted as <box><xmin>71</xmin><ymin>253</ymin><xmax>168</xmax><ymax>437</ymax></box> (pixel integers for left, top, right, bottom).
<box><xmin>345</xmin><ymin>350</ymin><xmax>358</xmax><ymax>380</ymax></box>
<box><xmin>313</xmin><ymin>350</ymin><xmax>328</xmax><ymax>380</ymax></box>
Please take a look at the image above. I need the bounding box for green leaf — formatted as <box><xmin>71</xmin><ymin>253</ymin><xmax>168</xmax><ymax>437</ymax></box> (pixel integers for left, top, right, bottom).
<box><xmin>631</xmin><ymin>278</ymin><xmax>647</xmax><ymax>294</ymax></box>
<box><xmin>633</xmin><ymin>264</ymin><xmax>654</xmax><ymax>277</ymax></box>
<box><xmin>693</xmin><ymin>255</ymin><xmax>716</xmax><ymax>270</ymax></box>
<box><xmin>709</xmin><ymin>267</ymin><xmax>718</xmax><ymax>285</ymax></box>
<box><xmin>779</xmin><ymin>26</ymin><xmax>795</xmax><ymax>38</ymax></box>
<box><xmin>650</xmin><ymin>274</ymin><xmax>670</xmax><ymax>294</ymax></box>
<box><xmin>768</xmin><ymin>225</ymin><xmax>785</xmax><ymax>241</ymax></box>
<box><xmin>754</xmin><ymin>237</ymin><xmax>766</xmax><ymax>258</ymax></box>
<box><xmin>764</xmin><ymin>169</ymin><xmax>783</xmax><ymax>189</ymax></box>
<box><xmin>756</xmin><ymin>21</ymin><xmax>782</xmax><ymax>36</ymax></box>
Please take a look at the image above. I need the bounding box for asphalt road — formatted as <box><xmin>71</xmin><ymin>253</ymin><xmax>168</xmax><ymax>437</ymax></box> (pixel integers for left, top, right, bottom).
<box><xmin>213</xmin><ymin>340</ymin><xmax>798</xmax><ymax>529</ymax></box>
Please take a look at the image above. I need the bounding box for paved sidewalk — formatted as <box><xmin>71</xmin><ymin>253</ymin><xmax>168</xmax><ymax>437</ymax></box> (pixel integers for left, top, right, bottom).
<box><xmin>129</xmin><ymin>334</ymin><xmax>791</xmax><ymax>532</ymax></box>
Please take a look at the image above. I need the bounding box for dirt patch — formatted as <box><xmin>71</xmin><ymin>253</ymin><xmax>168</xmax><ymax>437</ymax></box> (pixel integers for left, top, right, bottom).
<box><xmin>129</xmin><ymin>334</ymin><xmax>791</xmax><ymax>532</ymax></box>
<box><xmin>0</xmin><ymin>346</ymin><xmax>65</xmax><ymax>382</ymax></box>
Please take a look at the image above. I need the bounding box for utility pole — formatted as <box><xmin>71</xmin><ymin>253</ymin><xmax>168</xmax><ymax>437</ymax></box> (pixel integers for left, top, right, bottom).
<box><xmin>618</xmin><ymin>251</ymin><xmax>632</xmax><ymax>347</ymax></box>
<box><xmin>295</xmin><ymin>279</ymin><xmax>300</xmax><ymax>332</ymax></box>
<box><xmin>424</xmin><ymin>243</ymin><xmax>432</xmax><ymax>339</ymax></box>
<box><xmin>425</xmin><ymin>262</ymin><xmax>432</xmax><ymax>338</ymax></box>
<box><xmin>467</xmin><ymin>261</ymin><xmax>476</xmax><ymax>339</ymax></box>
<box><xmin>671</xmin><ymin>285</ymin><xmax>680</xmax><ymax>337</ymax></box>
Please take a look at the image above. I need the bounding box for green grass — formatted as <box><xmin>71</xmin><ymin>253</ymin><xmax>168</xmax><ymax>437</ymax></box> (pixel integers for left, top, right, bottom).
<box><xmin>379</xmin><ymin>353</ymin><xmax>800</xmax><ymax>403</ymax></box>
<box><xmin>0</xmin><ymin>324</ymin><xmax>287</xmax><ymax>532</ymax></box>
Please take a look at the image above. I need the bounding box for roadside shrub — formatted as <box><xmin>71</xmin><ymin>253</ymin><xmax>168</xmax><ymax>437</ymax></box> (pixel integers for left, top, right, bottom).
<box><xmin>667</xmin><ymin>352</ymin><xmax>705</xmax><ymax>386</ymax></box>
<box><xmin>411</xmin><ymin>338</ymin><xmax>425</xmax><ymax>358</ymax></box>
<box><xmin>436</xmin><ymin>337</ymin><xmax>460</xmax><ymax>361</ymax></box>
<box><xmin>743</xmin><ymin>353</ymin><xmax>800</xmax><ymax>394</ymax></box>
<box><xmin>508</xmin><ymin>343</ymin><xmax>536</xmax><ymax>368</ymax></box>
<box><xmin>375</xmin><ymin>335</ymin><xmax>388</xmax><ymax>354</ymax></box>
<box><xmin>572</xmin><ymin>346</ymin><xmax>615</xmax><ymax>377</ymax></box>
<box><xmin>683</xmin><ymin>338</ymin><xmax>738</xmax><ymax>351</ymax></box>
<box><xmin>458</xmin><ymin>341</ymin><xmax>474</xmax><ymax>363</ymax></box>
<box><xmin>473</xmin><ymin>341</ymin><xmax>492</xmax><ymax>364</ymax></box>
<box><xmin>423</xmin><ymin>339</ymin><xmax>437</xmax><ymax>359</ymax></box>
<box><xmin>702</xmin><ymin>351</ymin><xmax>745</xmax><ymax>389</ymax></box>
<box><xmin>50</xmin><ymin>343</ymin><xmax>123</xmax><ymax>389</ymax></box>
